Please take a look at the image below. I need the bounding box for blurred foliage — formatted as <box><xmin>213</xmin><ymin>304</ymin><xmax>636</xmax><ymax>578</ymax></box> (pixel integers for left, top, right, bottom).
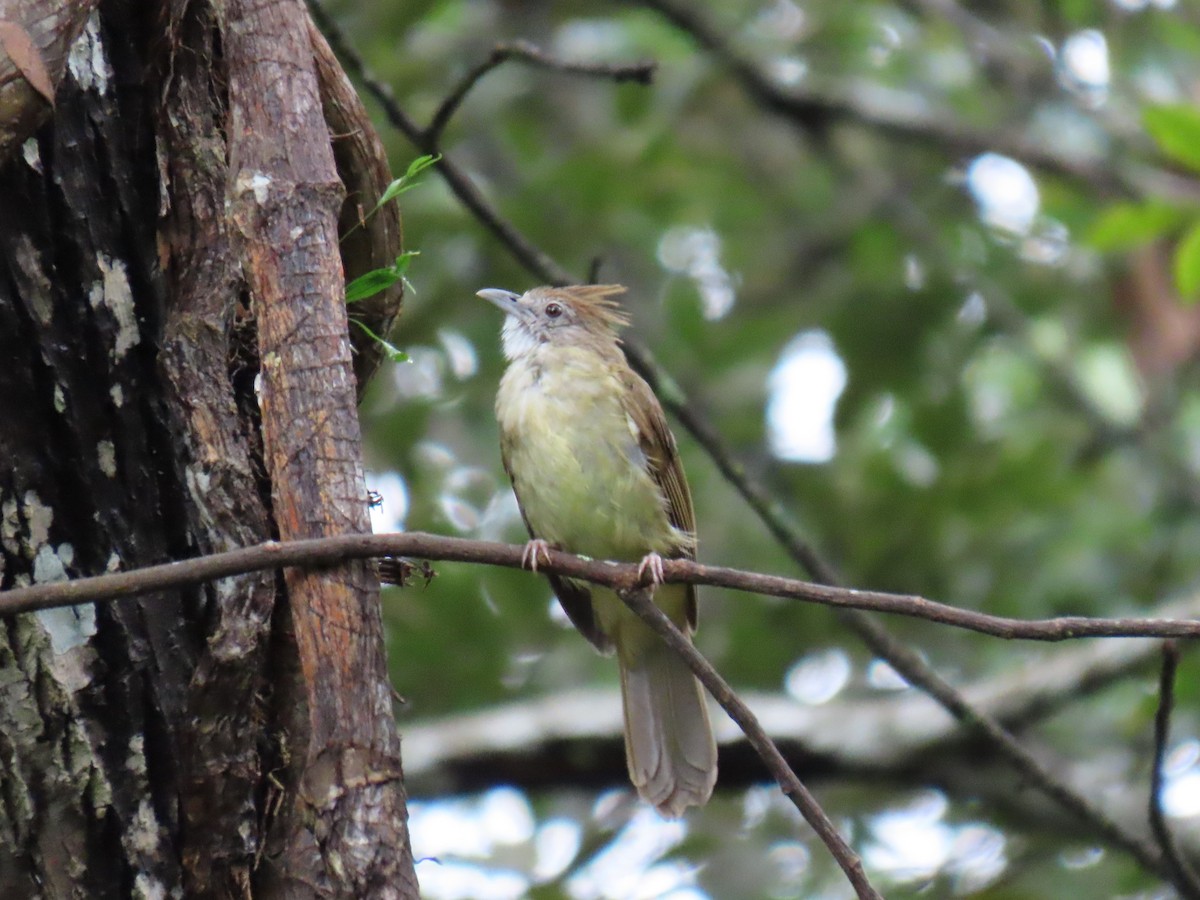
<box><xmin>329</xmin><ymin>0</ymin><xmax>1200</xmax><ymax>895</ymax></box>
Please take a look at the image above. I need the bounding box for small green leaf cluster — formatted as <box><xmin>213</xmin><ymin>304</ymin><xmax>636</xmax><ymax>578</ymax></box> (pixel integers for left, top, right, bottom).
<box><xmin>345</xmin><ymin>154</ymin><xmax>441</xmax><ymax>362</ymax></box>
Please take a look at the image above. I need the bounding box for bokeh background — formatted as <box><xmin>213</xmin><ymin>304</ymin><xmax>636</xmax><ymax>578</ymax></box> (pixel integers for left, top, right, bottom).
<box><xmin>326</xmin><ymin>1</ymin><xmax>1200</xmax><ymax>896</ymax></box>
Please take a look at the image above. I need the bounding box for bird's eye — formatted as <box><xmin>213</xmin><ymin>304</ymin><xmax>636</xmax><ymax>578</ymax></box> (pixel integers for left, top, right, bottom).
<box><xmin>545</xmin><ymin>302</ymin><xmax>563</xmax><ymax>318</ymax></box>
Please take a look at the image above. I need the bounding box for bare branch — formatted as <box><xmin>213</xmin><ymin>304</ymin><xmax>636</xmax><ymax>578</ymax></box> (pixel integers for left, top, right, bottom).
<box><xmin>1150</xmin><ymin>643</ymin><xmax>1200</xmax><ymax>898</ymax></box>
<box><xmin>494</xmin><ymin>39</ymin><xmax>656</xmax><ymax>83</ymax></box>
<box><xmin>6</xmin><ymin>533</ymin><xmax>1200</xmax><ymax>645</ymax></box>
<box><xmin>428</xmin><ymin>40</ymin><xmax>654</xmax><ymax>141</ymax></box>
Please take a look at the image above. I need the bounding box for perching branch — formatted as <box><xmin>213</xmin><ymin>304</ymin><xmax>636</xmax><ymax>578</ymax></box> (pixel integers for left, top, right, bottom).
<box><xmin>6</xmin><ymin>533</ymin><xmax>1200</xmax><ymax>644</ymax></box>
<box><xmin>9</xmin><ymin>530</ymin><xmax>1191</xmax><ymax>893</ymax></box>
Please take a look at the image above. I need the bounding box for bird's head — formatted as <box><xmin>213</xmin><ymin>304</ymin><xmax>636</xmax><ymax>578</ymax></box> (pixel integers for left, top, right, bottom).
<box><xmin>477</xmin><ymin>285</ymin><xmax>630</xmax><ymax>360</ymax></box>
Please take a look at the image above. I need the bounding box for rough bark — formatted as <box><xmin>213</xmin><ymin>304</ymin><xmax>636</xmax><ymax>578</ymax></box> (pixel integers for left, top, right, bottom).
<box><xmin>0</xmin><ymin>0</ymin><xmax>412</xmax><ymax>895</ymax></box>
<box><xmin>156</xmin><ymin>0</ymin><xmax>279</xmax><ymax>893</ymax></box>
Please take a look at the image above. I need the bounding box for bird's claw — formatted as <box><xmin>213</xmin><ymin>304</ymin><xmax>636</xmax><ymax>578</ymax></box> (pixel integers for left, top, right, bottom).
<box><xmin>522</xmin><ymin>539</ymin><xmax>553</xmax><ymax>573</ymax></box>
<box><xmin>636</xmin><ymin>552</ymin><xmax>666</xmax><ymax>587</ymax></box>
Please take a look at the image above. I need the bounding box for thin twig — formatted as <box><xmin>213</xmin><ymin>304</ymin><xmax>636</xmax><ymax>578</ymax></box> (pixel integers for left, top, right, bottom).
<box><xmin>617</xmin><ymin>587</ymin><xmax>881</xmax><ymax>900</ymax></box>
<box><xmin>495</xmin><ymin>39</ymin><xmax>656</xmax><ymax>83</ymax></box>
<box><xmin>428</xmin><ymin>40</ymin><xmax>653</xmax><ymax>141</ymax></box>
<box><xmin>897</xmin><ymin>0</ymin><xmax>1043</xmax><ymax>91</ymax></box>
<box><xmin>1150</xmin><ymin>643</ymin><xmax>1200</xmax><ymax>898</ymax></box>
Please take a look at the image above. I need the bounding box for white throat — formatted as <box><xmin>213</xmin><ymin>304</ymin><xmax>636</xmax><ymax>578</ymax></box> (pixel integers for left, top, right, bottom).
<box><xmin>501</xmin><ymin>316</ymin><xmax>539</xmax><ymax>360</ymax></box>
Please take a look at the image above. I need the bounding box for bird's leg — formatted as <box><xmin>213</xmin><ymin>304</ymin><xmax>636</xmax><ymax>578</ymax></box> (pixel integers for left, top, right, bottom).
<box><xmin>636</xmin><ymin>552</ymin><xmax>666</xmax><ymax>587</ymax></box>
<box><xmin>521</xmin><ymin>538</ymin><xmax>553</xmax><ymax>573</ymax></box>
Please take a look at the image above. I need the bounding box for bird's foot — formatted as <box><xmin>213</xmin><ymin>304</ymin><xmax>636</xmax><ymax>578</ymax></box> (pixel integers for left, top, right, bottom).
<box><xmin>521</xmin><ymin>539</ymin><xmax>553</xmax><ymax>573</ymax></box>
<box><xmin>636</xmin><ymin>552</ymin><xmax>666</xmax><ymax>587</ymax></box>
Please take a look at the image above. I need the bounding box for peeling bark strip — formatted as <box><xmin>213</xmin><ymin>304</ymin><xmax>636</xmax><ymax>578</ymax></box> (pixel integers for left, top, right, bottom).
<box><xmin>222</xmin><ymin>0</ymin><xmax>416</xmax><ymax>895</ymax></box>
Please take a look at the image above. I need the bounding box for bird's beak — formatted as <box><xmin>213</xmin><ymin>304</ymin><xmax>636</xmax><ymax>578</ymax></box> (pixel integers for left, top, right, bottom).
<box><xmin>476</xmin><ymin>288</ymin><xmax>522</xmax><ymax>314</ymax></box>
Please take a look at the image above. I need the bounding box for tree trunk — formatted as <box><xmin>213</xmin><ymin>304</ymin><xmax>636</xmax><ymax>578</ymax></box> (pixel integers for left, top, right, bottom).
<box><xmin>0</xmin><ymin>0</ymin><xmax>412</xmax><ymax>896</ymax></box>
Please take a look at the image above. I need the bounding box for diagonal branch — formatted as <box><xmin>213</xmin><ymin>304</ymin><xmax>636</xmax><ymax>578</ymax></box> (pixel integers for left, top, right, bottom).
<box><xmin>1150</xmin><ymin>643</ymin><xmax>1200</xmax><ymax>898</ymax></box>
<box><xmin>306</xmin><ymin>0</ymin><xmax>586</xmax><ymax>285</ymax></box>
<box><xmin>617</xmin><ymin>586</ymin><xmax>881</xmax><ymax>899</ymax></box>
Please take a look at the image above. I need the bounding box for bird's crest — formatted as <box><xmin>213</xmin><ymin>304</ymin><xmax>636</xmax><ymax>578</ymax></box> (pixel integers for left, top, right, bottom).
<box><xmin>557</xmin><ymin>284</ymin><xmax>631</xmax><ymax>334</ymax></box>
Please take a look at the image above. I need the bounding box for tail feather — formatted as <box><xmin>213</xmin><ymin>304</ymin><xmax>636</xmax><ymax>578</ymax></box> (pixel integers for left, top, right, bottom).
<box><xmin>619</xmin><ymin>643</ymin><xmax>717</xmax><ymax>817</ymax></box>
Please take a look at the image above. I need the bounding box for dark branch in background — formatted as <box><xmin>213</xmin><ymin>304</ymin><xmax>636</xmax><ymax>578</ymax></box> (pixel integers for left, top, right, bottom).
<box><xmin>617</xmin><ymin>587</ymin><xmax>880</xmax><ymax>900</ymax></box>
<box><xmin>403</xmin><ymin>624</ymin><xmax>1191</xmax><ymax>791</ymax></box>
<box><xmin>631</xmin><ymin>0</ymin><xmax>1200</xmax><ymax>204</ymax></box>
<box><xmin>428</xmin><ymin>40</ymin><xmax>654</xmax><ymax>141</ymax></box>
<box><xmin>7</xmin><ymin>534</ymin><xmax>1200</xmax><ymax>643</ymax></box>
<box><xmin>305</xmin><ymin>2</ymin><xmax>1179</xmax><ymax>888</ymax></box>
<box><xmin>1150</xmin><ymin>643</ymin><xmax>1200</xmax><ymax>899</ymax></box>
<box><xmin>896</xmin><ymin>0</ymin><xmax>1056</xmax><ymax>102</ymax></box>
<box><xmin>306</xmin><ymin>1</ymin><xmax>575</xmax><ymax>285</ymax></box>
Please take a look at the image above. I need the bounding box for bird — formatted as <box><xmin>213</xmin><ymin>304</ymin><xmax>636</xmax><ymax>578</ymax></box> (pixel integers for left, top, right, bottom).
<box><xmin>477</xmin><ymin>283</ymin><xmax>717</xmax><ymax>816</ymax></box>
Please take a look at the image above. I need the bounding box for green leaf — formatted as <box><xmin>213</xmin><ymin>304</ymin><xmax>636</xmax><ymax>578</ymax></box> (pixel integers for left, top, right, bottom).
<box><xmin>375</xmin><ymin>177</ymin><xmax>407</xmax><ymax>207</ymax></box>
<box><xmin>345</xmin><ymin>268</ymin><xmax>401</xmax><ymax>303</ymax></box>
<box><xmin>1087</xmin><ymin>201</ymin><xmax>1187</xmax><ymax>251</ymax></box>
<box><xmin>375</xmin><ymin>179</ymin><xmax>417</xmax><ymax>208</ymax></box>
<box><xmin>393</xmin><ymin>250</ymin><xmax>418</xmax><ymax>276</ymax></box>
<box><xmin>404</xmin><ymin>153</ymin><xmax>440</xmax><ymax>180</ymax></box>
<box><xmin>1144</xmin><ymin>104</ymin><xmax>1200</xmax><ymax>173</ymax></box>
<box><xmin>1174</xmin><ymin>220</ymin><xmax>1200</xmax><ymax>301</ymax></box>
<box><xmin>350</xmin><ymin>318</ymin><xmax>408</xmax><ymax>362</ymax></box>
<box><xmin>374</xmin><ymin>155</ymin><xmax>442</xmax><ymax>210</ymax></box>
<box><xmin>345</xmin><ymin>252</ymin><xmax>419</xmax><ymax>304</ymax></box>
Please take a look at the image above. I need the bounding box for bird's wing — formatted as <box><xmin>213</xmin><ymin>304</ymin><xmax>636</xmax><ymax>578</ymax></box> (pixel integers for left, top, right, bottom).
<box><xmin>501</xmin><ymin>433</ymin><xmax>613</xmax><ymax>653</ymax></box>
<box><xmin>618</xmin><ymin>367</ymin><xmax>699</xmax><ymax>631</ymax></box>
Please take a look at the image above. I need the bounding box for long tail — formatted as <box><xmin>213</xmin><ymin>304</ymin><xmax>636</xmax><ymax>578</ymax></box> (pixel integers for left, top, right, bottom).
<box><xmin>619</xmin><ymin>641</ymin><xmax>718</xmax><ymax>817</ymax></box>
